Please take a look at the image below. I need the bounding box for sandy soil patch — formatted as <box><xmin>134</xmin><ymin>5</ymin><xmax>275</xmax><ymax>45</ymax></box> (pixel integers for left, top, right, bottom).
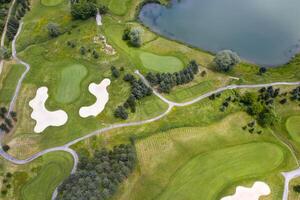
<box><xmin>79</xmin><ymin>78</ymin><xmax>110</xmax><ymax>118</ymax></box>
<box><xmin>29</xmin><ymin>87</ymin><xmax>68</xmax><ymax>133</ymax></box>
<box><xmin>221</xmin><ymin>181</ymin><xmax>270</xmax><ymax>200</ymax></box>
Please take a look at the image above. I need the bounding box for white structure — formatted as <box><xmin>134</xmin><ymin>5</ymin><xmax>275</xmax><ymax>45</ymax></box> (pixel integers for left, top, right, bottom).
<box><xmin>29</xmin><ymin>87</ymin><xmax>68</xmax><ymax>133</ymax></box>
<box><xmin>96</xmin><ymin>10</ymin><xmax>102</xmax><ymax>26</ymax></box>
<box><xmin>79</xmin><ymin>78</ymin><xmax>110</xmax><ymax>118</ymax></box>
<box><xmin>220</xmin><ymin>181</ymin><xmax>270</xmax><ymax>200</ymax></box>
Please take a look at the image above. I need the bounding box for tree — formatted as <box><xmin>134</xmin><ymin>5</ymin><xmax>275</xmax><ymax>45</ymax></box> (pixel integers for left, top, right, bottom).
<box><xmin>257</xmin><ymin>109</ymin><xmax>277</xmax><ymax>127</ymax></box>
<box><xmin>71</xmin><ymin>0</ymin><xmax>97</xmax><ymax>20</ymax></box>
<box><xmin>259</xmin><ymin>67</ymin><xmax>267</xmax><ymax>74</ymax></box>
<box><xmin>293</xmin><ymin>185</ymin><xmax>300</xmax><ymax>193</ymax></box>
<box><xmin>111</xmin><ymin>66</ymin><xmax>120</xmax><ymax>78</ymax></box>
<box><xmin>124</xmin><ymin>27</ymin><xmax>142</xmax><ymax>47</ymax></box>
<box><xmin>80</xmin><ymin>46</ymin><xmax>86</xmax><ymax>55</ymax></box>
<box><xmin>114</xmin><ymin>106</ymin><xmax>128</xmax><ymax>120</ymax></box>
<box><xmin>47</xmin><ymin>22</ymin><xmax>61</xmax><ymax>38</ymax></box>
<box><xmin>2</xmin><ymin>144</ymin><xmax>10</xmax><ymax>152</ymax></box>
<box><xmin>213</xmin><ymin>50</ymin><xmax>240</xmax><ymax>72</ymax></box>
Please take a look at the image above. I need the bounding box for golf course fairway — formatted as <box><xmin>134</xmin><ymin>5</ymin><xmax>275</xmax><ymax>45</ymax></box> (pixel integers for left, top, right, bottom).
<box><xmin>156</xmin><ymin>142</ymin><xmax>283</xmax><ymax>200</ymax></box>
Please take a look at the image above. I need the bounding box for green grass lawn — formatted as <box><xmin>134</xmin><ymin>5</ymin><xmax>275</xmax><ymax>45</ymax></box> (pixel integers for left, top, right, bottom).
<box><xmin>157</xmin><ymin>142</ymin><xmax>283</xmax><ymax>200</ymax></box>
<box><xmin>40</xmin><ymin>0</ymin><xmax>63</xmax><ymax>6</ymax></box>
<box><xmin>109</xmin><ymin>0</ymin><xmax>131</xmax><ymax>15</ymax></box>
<box><xmin>139</xmin><ymin>52</ymin><xmax>184</xmax><ymax>73</ymax></box>
<box><xmin>0</xmin><ymin>64</ymin><xmax>25</xmax><ymax>106</ymax></box>
<box><xmin>286</xmin><ymin>116</ymin><xmax>300</xmax><ymax>143</ymax></box>
<box><xmin>55</xmin><ymin>63</ymin><xmax>88</xmax><ymax>103</ymax></box>
<box><xmin>20</xmin><ymin>151</ymin><xmax>73</xmax><ymax>200</ymax></box>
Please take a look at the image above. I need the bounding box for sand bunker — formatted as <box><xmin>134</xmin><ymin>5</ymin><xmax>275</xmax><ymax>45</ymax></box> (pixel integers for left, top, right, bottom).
<box><xmin>221</xmin><ymin>181</ymin><xmax>270</xmax><ymax>200</ymax></box>
<box><xmin>29</xmin><ymin>87</ymin><xmax>68</xmax><ymax>133</ymax></box>
<box><xmin>79</xmin><ymin>78</ymin><xmax>110</xmax><ymax>118</ymax></box>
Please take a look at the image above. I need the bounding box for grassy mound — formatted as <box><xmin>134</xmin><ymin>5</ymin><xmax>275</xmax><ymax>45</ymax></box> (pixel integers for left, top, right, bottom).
<box><xmin>55</xmin><ymin>64</ymin><xmax>88</xmax><ymax>103</ymax></box>
<box><xmin>140</xmin><ymin>52</ymin><xmax>184</xmax><ymax>73</ymax></box>
<box><xmin>157</xmin><ymin>142</ymin><xmax>283</xmax><ymax>200</ymax></box>
<box><xmin>286</xmin><ymin>115</ymin><xmax>300</xmax><ymax>142</ymax></box>
<box><xmin>41</xmin><ymin>0</ymin><xmax>63</xmax><ymax>6</ymax></box>
<box><xmin>109</xmin><ymin>0</ymin><xmax>131</xmax><ymax>16</ymax></box>
<box><xmin>20</xmin><ymin>152</ymin><xmax>73</xmax><ymax>200</ymax></box>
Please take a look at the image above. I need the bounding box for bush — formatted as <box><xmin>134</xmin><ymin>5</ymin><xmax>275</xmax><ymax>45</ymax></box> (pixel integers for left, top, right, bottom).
<box><xmin>111</xmin><ymin>66</ymin><xmax>120</xmax><ymax>78</ymax></box>
<box><xmin>123</xmin><ymin>27</ymin><xmax>142</xmax><ymax>47</ymax></box>
<box><xmin>71</xmin><ymin>0</ymin><xmax>97</xmax><ymax>20</ymax></box>
<box><xmin>47</xmin><ymin>22</ymin><xmax>61</xmax><ymax>38</ymax></box>
<box><xmin>213</xmin><ymin>50</ymin><xmax>240</xmax><ymax>72</ymax></box>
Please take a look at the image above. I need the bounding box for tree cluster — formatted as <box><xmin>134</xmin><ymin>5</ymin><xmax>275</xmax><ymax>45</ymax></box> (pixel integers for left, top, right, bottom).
<box><xmin>71</xmin><ymin>0</ymin><xmax>97</xmax><ymax>20</ymax></box>
<box><xmin>114</xmin><ymin>74</ymin><xmax>152</xmax><ymax>119</ymax></box>
<box><xmin>242</xmin><ymin>121</ymin><xmax>262</xmax><ymax>134</ymax></box>
<box><xmin>56</xmin><ymin>144</ymin><xmax>136</xmax><ymax>200</ymax></box>
<box><xmin>146</xmin><ymin>60</ymin><xmax>199</xmax><ymax>93</ymax></box>
<box><xmin>47</xmin><ymin>22</ymin><xmax>61</xmax><ymax>38</ymax></box>
<box><xmin>0</xmin><ymin>107</ymin><xmax>17</xmax><ymax>134</ymax></box>
<box><xmin>122</xmin><ymin>27</ymin><xmax>142</xmax><ymax>47</ymax></box>
<box><xmin>213</xmin><ymin>50</ymin><xmax>240</xmax><ymax>72</ymax></box>
<box><xmin>6</xmin><ymin>0</ymin><xmax>30</xmax><ymax>41</ymax></box>
<box><xmin>290</xmin><ymin>86</ymin><xmax>300</xmax><ymax>101</ymax></box>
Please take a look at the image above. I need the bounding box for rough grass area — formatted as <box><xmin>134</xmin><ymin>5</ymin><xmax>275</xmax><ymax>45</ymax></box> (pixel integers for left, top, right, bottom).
<box><xmin>114</xmin><ymin>112</ymin><xmax>296</xmax><ymax>200</ymax></box>
<box><xmin>286</xmin><ymin>116</ymin><xmax>300</xmax><ymax>143</ymax></box>
<box><xmin>0</xmin><ymin>64</ymin><xmax>25</xmax><ymax>106</ymax></box>
<box><xmin>55</xmin><ymin>64</ymin><xmax>88</xmax><ymax>103</ymax></box>
<box><xmin>40</xmin><ymin>0</ymin><xmax>63</xmax><ymax>6</ymax></box>
<box><xmin>139</xmin><ymin>52</ymin><xmax>183</xmax><ymax>73</ymax></box>
<box><xmin>109</xmin><ymin>0</ymin><xmax>131</xmax><ymax>15</ymax></box>
<box><xmin>20</xmin><ymin>151</ymin><xmax>73</xmax><ymax>200</ymax></box>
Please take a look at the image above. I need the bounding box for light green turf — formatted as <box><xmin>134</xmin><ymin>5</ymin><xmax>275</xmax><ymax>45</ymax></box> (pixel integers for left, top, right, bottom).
<box><xmin>20</xmin><ymin>152</ymin><xmax>73</xmax><ymax>200</ymax></box>
<box><xmin>139</xmin><ymin>52</ymin><xmax>184</xmax><ymax>73</ymax></box>
<box><xmin>41</xmin><ymin>0</ymin><xmax>63</xmax><ymax>6</ymax></box>
<box><xmin>109</xmin><ymin>0</ymin><xmax>131</xmax><ymax>16</ymax></box>
<box><xmin>158</xmin><ymin>142</ymin><xmax>283</xmax><ymax>200</ymax></box>
<box><xmin>55</xmin><ymin>64</ymin><xmax>88</xmax><ymax>103</ymax></box>
<box><xmin>0</xmin><ymin>64</ymin><xmax>25</xmax><ymax>106</ymax></box>
<box><xmin>286</xmin><ymin>116</ymin><xmax>300</xmax><ymax>143</ymax></box>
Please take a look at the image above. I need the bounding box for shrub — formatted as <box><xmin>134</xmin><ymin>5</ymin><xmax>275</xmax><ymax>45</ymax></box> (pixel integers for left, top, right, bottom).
<box><xmin>213</xmin><ymin>50</ymin><xmax>240</xmax><ymax>72</ymax></box>
<box><xmin>47</xmin><ymin>22</ymin><xmax>61</xmax><ymax>38</ymax></box>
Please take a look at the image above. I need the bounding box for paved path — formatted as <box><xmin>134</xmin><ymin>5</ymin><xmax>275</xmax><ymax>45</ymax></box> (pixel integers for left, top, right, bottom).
<box><xmin>8</xmin><ymin>22</ymin><xmax>30</xmax><ymax>113</ymax></box>
<box><xmin>1</xmin><ymin>22</ymin><xmax>300</xmax><ymax>200</ymax></box>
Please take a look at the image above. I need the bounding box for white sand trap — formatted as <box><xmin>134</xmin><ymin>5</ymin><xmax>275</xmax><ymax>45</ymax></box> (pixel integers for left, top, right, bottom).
<box><xmin>79</xmin><ymin>78</ymin><xmax>110</xmax><ymax>118</ymax></box>
<box><xmin>29</xmin><ymin>87</ymin><xmax>68</xmax><ymax>133</ymax></box>
<box><xmin>220</xmin><ymin>181</ymin><xmax>270</xmax><ymax>200</ymax></box>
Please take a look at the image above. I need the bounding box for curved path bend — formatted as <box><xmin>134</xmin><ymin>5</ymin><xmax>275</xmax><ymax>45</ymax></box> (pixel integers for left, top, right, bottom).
<box><xmin>1</xmin><ymin>23</ymin><xmax>300</xmax><ymax>200</ymax></box>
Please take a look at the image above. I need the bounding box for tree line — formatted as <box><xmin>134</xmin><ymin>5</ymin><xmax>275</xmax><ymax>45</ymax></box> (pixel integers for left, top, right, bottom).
<box><xmin>56</xmin><ymin>144</ymin><xmax>136</xmax><ymax>200</ymax></box>
<box><xmin>115</xmin><ymin>73</ymin><xmax>152</xmax><ymax>120</ymax></box>
<box><xmin>146</xmin><ymin>60</ymin><xmax>199</xmax><ymax>93</ymax></box>
<box><xmin>6</xmin><ymin>0</ymin><xmax>30</xmax><ymax>42</ymax></box>
<box><xmin>70</xmin><ymin>0</ymin><xmax>108</xmax><ymax>20</ymax></box>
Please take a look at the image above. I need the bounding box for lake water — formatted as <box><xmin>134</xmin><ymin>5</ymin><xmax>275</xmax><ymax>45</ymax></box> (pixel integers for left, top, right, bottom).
<box><xmin>139</xmin><ymin>0</ymin><xmax>300</xmax><ymax>66</ymax></box>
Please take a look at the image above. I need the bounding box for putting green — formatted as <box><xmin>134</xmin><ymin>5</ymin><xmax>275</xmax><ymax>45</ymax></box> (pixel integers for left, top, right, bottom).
<box><xmin>41</xmin><ymin>0</ymin><xmax>63</xmax><ymax>6</ymax></box>
<box><xmin>21</xmin><ymin>152</ymin><xmax>73</xmax><ymax>200</ymax></box>
<box><xmin>286</xmin><ymin>116</ymin><xmax>300</xmax><ymax>143</ymax></box>
<box><xmin>140</xmin><ymin>52</ymin><xmax>184</xmax><ymax>73</ymax></box>
<box><xmin>157</xmin><ymin>142</ymin><xmax>283</xmax><ymax>200</ymax></box>
<box><xmin>55</xmin><ymin>64</ymin><xmax>87</xmax><ymax>103</ymax></box>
